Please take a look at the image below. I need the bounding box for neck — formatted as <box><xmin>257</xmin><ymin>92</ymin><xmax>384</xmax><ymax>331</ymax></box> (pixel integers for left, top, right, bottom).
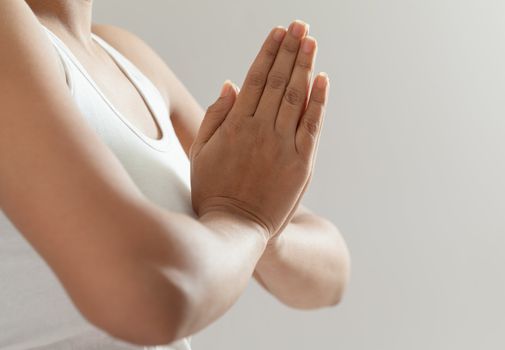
<box><xmin>26</xmin><ymin>0</ymin><xmax>93</xmax><ymax>44</ymax></box>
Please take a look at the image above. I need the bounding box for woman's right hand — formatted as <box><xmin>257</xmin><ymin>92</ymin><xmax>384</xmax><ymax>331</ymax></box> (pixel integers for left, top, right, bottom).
<box><xmin>190</xmin><ymin>20</ymin><xmax>329</xmax><ymax>240</ymax></box>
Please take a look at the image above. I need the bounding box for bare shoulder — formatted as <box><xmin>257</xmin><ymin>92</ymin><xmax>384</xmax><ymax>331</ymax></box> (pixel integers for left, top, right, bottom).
<box><xmin>91</xmin><ymin>23</ymin><xmax>206</xmax><ymax>157</ymax></box>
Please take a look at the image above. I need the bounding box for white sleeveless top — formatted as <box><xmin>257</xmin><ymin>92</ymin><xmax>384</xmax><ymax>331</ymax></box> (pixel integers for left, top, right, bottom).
<box><xmin>0</xmin><ymin>24</ymin><xmax>195</xmax><ymax>349</ymax></box>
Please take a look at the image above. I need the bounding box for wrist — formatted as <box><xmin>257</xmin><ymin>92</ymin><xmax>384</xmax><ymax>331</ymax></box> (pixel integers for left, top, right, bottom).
<box><xmin>196</xmin><ymin>196</ymin><xmax>275</xmax><ymax>239</ymax></box>
<box><xmin>198</xmin><ymin>208</ymin><xmax>269</xmax><ymax>246</ymax></box>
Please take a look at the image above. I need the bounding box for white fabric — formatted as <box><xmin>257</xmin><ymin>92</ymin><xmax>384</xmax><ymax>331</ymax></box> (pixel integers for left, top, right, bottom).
<box><xmin>0</xmin><ymin>23</ymin><xmax>195</xmax><ymax>349</ymax></box>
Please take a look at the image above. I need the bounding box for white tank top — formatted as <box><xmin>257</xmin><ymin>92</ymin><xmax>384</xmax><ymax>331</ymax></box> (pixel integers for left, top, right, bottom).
<box><xmin>0</xmin><ymin>24</ymin><xmax>195</xmax><ymax>350</ymax></box>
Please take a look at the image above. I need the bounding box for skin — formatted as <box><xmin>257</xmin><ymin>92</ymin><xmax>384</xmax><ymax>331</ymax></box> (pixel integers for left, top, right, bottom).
<box><xmin>0</xmin><ymin>0</ymin><xmax>350</xmax><ymax>344</ymax></box>
<box><xmin>90</xmin><ymin>14</ymin><xmax>351</xmax><ymax>310</ymax></box>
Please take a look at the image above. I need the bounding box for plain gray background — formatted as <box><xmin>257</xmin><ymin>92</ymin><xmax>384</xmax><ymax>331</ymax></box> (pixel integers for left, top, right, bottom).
<box><xmin>94</xmin><ymin>1</ymin><xmax>505</xmax><ymax>349</ymax></box>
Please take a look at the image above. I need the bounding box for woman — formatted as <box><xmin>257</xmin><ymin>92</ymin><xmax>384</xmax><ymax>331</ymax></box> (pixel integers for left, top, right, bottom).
<box><xmin>0</xmin><ymin>0</ymin><xmax>350</xmax><ymax>349</ymax></box>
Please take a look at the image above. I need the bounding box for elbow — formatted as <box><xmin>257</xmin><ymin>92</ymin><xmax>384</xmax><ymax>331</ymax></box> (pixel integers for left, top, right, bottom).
<box><xmin>329</xmin><ymin>233</ymin><xmax>351</xmax><ymax>307</ymax></box>
<box><xmin>99</xmin><ymin>317</ymin><xmax>181</xmax><ymax>347</ymax></box>
<box><xmin>81</xmin><ymin>268</ymin><xmax>192</xmax><ymax>347</ymax></box>
<box><xmin>97</xmin><ymin>307</ymin><xmax>183</xmax><ymax>347</ymax></box>
<box><xmin>328</xmin><ymin>275</ymin><xmax>348</xmax><ymax>307</ymax></box>
<box><xmin>311</xmin><ymin>223</ymin><xmax>352</xmax><ymax>309</ymax></box>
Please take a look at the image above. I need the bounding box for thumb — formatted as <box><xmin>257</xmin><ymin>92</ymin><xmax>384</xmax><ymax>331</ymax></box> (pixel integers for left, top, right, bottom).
<box><xmin>194</xmin><ymin>80</ymin><xmax>238</xmax><ymax>147</ymax></box>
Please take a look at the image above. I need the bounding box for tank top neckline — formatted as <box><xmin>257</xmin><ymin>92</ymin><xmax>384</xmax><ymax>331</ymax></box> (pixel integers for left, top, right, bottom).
<box><xmin>40</xmin><ymin>23</ymin><xmax>173</xmax><ymax>153</ymax></box>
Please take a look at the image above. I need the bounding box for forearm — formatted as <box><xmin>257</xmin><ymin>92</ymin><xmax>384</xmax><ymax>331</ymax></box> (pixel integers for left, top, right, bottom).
<box><xmin>254</xmin><ymin>214</ymin><xmax>350</xmax><ymax>309</ymax></box>
<box><xmin>132</xmin><ymin>204</ymin><xmax>268</xmax><ymax>344</ymax></box>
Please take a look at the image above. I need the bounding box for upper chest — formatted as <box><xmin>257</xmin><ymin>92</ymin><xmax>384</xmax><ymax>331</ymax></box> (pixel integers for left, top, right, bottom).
<box><xmin>39</xmin><ymin>24</ymin><xmax>195</xmax><ymax>217</ymax></box>
<box><xmin>69</xmin><ymin>39</ymin><xmax>164</xmax><ymax>141</ymax></box>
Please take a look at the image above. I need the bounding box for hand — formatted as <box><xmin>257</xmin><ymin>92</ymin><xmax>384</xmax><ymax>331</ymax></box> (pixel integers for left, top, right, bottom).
<box><xmin>190</xmin><ymin>20</ymin><xmax>329</xmax><ymax>240</ymax></box>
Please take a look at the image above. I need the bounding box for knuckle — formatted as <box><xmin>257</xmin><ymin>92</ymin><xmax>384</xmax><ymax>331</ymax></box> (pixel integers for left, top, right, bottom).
<box><xmin>281</xmin><ymin>40</ymin><xmax>299</xmax><ymax>54</ymax></box>
<box><xmin>266</xmin><ymin>71</ymin><xmax>289</xmax><ymax>90</ymax></box>
<box><xmin>302</xmin><ymin>117</ymin><xmax>320</xmax><ymax>137</ymax></box>
<box><xmin>295</xmin><ymin>58</ymin><xmax>312</xmax><ymax>71</ymax></box>
<box><xmin>312</xmin><ymin>94</ymin><xmax>326</xmax><ymax>106</ymax></box>
<box><xmin>263</xmin><ymin>45</ymin><xmax>278</xmax><ymax>59</ymax></box>
<box><xmin>246</xmin><ymin>70</ymin><xmax>267</xmax><ymax>88</ymax></box>
<box><xmin>284</xmin><ymin>86</ymin><xmax>304</xmax><ymax>106</ymax></box>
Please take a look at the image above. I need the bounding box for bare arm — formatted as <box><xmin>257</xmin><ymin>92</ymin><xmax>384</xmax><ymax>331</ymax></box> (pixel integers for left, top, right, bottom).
<box><xmin>91</xmin><ymin>24</ymin><xmax>351</xmax><ymax>308</ymax></box>
<box><xmin>0</xmin><ymin>0</ymin><xmax>270</xmax><ymax>345</ymax></box>
<box><xmin>253</xmin><ymin>208</ymin><xmax>351</xmax><ymax>309</ymax></box>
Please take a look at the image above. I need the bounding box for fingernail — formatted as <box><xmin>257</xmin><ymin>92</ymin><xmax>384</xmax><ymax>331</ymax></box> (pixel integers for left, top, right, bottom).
<box><xmin>290</xmin><ymin>20</ymin><xmax>308</xmax><ymax>38</ymax></box>
<box><xmin>230</xmin><ymin>81</ymin><xmax>240</xmax><ymax>94</ymax></box>
<box><xmin>273</xmin><ymin>26</ymin><xmax>286</xmax><ymax>42</ymax></box>
<box><xmin>302</xmin><ymin>36</ymin><xmax>316</xmax><ymax>54</ymax></box>
<box><xmin>220</xmin><ymin>80</ymin><xmax>232</xmax><ymax>97</ymax></box>
<box><xmin>317</xmin><ymin>73</ymin><xmax>328</xmax><ymax>89</ymax></box>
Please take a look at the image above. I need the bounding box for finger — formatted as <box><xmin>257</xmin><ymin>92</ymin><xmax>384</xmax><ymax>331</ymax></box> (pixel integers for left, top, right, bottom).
<box><xmin>192</xmin><ymin>80</ymin><xmax>238</xmax><ymax>150</ymax></box>
<box><xmin>229</xmin><ymin>26</ymin><xmax>287</xmax><ymax>119</ymax></box>
<box><xmin>275</xmin><ymin>35</ymin><xmax>317</xmax><ymax>135</ymax></box>
<box><xmin>295</xmin><ymin>73</ymin><xmax>329</xmax><ymax>162</ymax></box>
<box><xmin>253</xmin><ymin>20</ymin><xmax>309</xmax><ymax>124</ymax></box>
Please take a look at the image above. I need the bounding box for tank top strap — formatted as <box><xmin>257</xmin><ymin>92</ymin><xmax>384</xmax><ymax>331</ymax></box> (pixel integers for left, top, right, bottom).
<box><xmin>38</xmin><ymin>22</ymin><xmax>176</xmax><ymax>153</ymax></box>
<box><xmin>90</xmin><ymin>32</ymin><xmax>172</xmax><ymax>125</ymax></box>
<box><xmin>40</xmin><ymin>23</ymin><xmax>75</xmax><ymax>94</ymax></box>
